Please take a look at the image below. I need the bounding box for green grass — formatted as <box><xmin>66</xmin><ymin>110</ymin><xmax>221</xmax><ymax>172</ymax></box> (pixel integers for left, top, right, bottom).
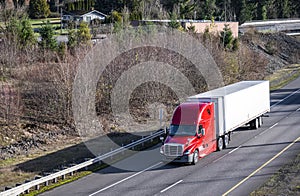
<box><xmin>22</xmin><ymin>171</ymin><xmax>92</xmax><ymax>196</ymax></box>
<box><xmin>30</xmin><ymin>18</ymin><xmax>61</xmax><ymax>26</ymax></box>
<box><xmin>266</xmin><ymin>64</ymin><xmax>300</xmax><ymax>90</ymax></box>
<box><xmin>251</xmin><ymin>153</ymin><xmax>300</xmax><ymax>195</ymax></box>
<box><xmin>20</xmin><ymin>138</ymin><xmax>160</xmax><ymax>196</ymax></box>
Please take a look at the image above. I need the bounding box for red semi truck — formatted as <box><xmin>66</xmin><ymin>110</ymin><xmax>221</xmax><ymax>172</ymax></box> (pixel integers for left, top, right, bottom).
<box><xmin>160</xmin><ymin>81</ymin><xmax>270</xmax><ymax>164</ymax></box>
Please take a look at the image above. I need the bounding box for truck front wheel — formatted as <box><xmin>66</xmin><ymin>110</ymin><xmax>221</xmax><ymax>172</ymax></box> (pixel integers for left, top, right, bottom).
<box><xmin>192</xmin><ymin>150</ymin><xmax>199</xmax><ymax>165</ymax></box>
<box><xmin>217</xmin><ymin>137</ymin><xmax>224</xmax><ymax>151</ymax></box>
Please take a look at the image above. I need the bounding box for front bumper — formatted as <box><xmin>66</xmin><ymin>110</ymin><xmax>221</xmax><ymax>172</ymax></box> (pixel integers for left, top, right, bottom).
<box><xmin>161</xmin><ymin>153</ymin><xmax>194</xmax><ymax>163</ymax></box>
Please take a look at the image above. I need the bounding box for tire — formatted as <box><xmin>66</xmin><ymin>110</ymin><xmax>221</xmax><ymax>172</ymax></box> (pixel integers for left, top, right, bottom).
<box><xmin>192</xmin><ymin>150</ymin><xmax>199</xmax><ymax>165</ymax></box>
<box><xmin>258</xmin><ymin>116</ymin><xmax>263</xmax><ymax>127</ymax></box>
<box><xmin>223</xmin><ymin>135</ymin><xmax>229</xmax><ymax>149</ymax></box>
<box><xmin>254</xmin><ymin>118</ymin><xmax>259</xmax><ymax>129</ymax></box>
<box><xmin>250</xmin><ymin>118</ymin><xmax>259</xmax><ymax>129</ymax></box>
<box><xmin>217</xmin><ymin>137</ymin><xmax>224</xmax><ymax>151</ymax></box>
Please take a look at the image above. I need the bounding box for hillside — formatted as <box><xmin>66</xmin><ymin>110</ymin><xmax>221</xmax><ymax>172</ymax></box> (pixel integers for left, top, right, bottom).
<box><xmin>0</xmin><ymin>30</ymin><xmax>300</xmax><ymax>190</ymax></box>
<box><xmin>1</xmin><ymin>31</ymin><xmax>300</xmax><ymax>159</ymax></box>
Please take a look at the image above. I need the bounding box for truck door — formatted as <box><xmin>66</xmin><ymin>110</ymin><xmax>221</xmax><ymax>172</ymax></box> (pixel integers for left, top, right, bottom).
<box><xmin>198</xmin><ymin>123</ymin><xmax>209</xmax><ymax>157</ymax></box>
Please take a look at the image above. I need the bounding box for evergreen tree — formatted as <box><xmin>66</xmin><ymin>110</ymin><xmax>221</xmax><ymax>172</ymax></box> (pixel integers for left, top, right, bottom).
<box><xmin>67</xmin><ymin>29</ymin><xmax>77</xmax><ymax>49</ymax></box>
<box><xmin>220</xmin><ymin>24</ymin><xmax>235</xmax><ymax>50</ymax></box>
<box><xmin>239</xmin><ymin>0</ymin><xmax>252</xmax><ymax>23</ymax></box>
<box><xmin>18</xmin><ymin>17</ymin><xmax>36</xmax><ymax>48</ymax></box>
<box><xmin>265</xmin><ymin>0</ymin><xmax>278</xmax><ymax>19</ymax></box>
<box><xmin>179</xmin><ymin>0</ymin><xmax>196</xmax><ymax>19</ymax></box>
<box><xmin>169</xmin><ymin>11</ymin><xmax>180</xmax><ymax>29</ymax></box>
<box><xmin>278</xmin><ymin>0</ymin><xmax>291</xmax><ymax>18</ymax></box>
<box><xmin>28</xmin><ymin>0</ymin><xmax>50</xmax><ymax>19</ymax></box>
<box><xmin>95</xmin><ymin>0</ymin><xmax>124</xmax><ymax>14</ymax></box>
<box><xmin>5</xmin><ymin>17</ymin><xmax>36</xmax><ymax>49</ymax></box>
<box><xmin>290</xmin><ymin>0</ymin><xmax>300</xmax><ymax>17</ymax></box>
<box><xmin>77</xmin><ymin>22</ymin><xmax>92</xmax><ymax>45</ymax></box>
<box><xmin>257</xmin><ymin>0</ymin><xmax>267</xmax><ymax>20</ymax></box>
<box><xmin>39</xmin><ymin>21</ymin><xmax>57</xmax><ymax>50</ymax></box>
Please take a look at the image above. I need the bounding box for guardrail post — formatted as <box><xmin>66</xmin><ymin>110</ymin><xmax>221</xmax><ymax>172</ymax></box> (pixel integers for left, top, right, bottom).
<box><xmin>34</xmin><ymin>175</ymin><xmax>42</xmax><ymax>190</ymax></box>
<box><xmin>4</xmin><ymin>186</ymin><xmax>11</xmax><ymax>191</ymax></box>
<box><xmin>151</xmin><ymin>133</ymin><xmax>153</xmax><ymax>142</ymax></box>
<box><xmin>24</xmin><ymin>180</ymin><xmax>31</xmax><ymax>192</ymax></box>
<box><xmin>142</xmin><ymin>136</ymin><xmax>144</xmax><ymax>147</ymax></box>
<box><xmin>132</xmin><ymin>140</ymin><xmax>135</xmax><ymax>150</ymax></box>
<box><xmin>0</xmin><ymin>130</ymin><xmax>164</xmax><ymax>196</ymax></box>
<box><xmin>110</xmin><ymin>148</ymin><xmax>113</xmax><ymax>160</ymax></box>
<box><xmin>84</xmin><ymin>158</ymin><xmax>90</xmax><ymax>170</ymax></box>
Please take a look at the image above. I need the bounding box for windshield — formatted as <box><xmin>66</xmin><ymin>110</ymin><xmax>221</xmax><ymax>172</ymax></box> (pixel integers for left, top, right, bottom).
<box><xmin>169</xmin><ymin>125</ymin><xmax>197</xmax><ymax>136</ymax></box>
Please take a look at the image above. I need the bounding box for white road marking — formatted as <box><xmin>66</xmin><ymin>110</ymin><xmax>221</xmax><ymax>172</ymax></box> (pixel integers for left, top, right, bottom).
<box><xmin>89</xmin><ymin>162</ymin><xmax>162</xmax><ymax>196</ymax></box>
<box><xmin>269</xmin><ymin>123</ymin><xmax>278</xmax><ymax>129</ymax></box>
<box><xmin>222</xmin><ymin>136</ymin><xmax>300</xmax><ymax>196</ymax></box>
<box><xmin>228</xmin><ymin>146</ymin><xmax>241</xmax><ymax>154</ymax></box>
<box><xmin>160</xmin><ymin>180</ymin><xmax>183</xmax><ymax>193</ymax></box>
<box><xmin>219</xmin><ymin>121</ymin><xmax>279</xmax><ymax>162</ymax></box>
<box><xmin>90</xmin><ymin>88</ymin><xmax>299</xmax><ymax>196</ymax></box>
<box><xmin>271</xmin><ymin>89</ymin><xmax>300</xmax><ymax>108</ymax></box>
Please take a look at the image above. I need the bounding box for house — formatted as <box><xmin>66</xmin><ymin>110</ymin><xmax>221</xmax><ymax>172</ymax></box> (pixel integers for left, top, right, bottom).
<box><xmin>62</xmin><ymin>10</ymin><xmax>107</xmax><ymax>25</ymax></box>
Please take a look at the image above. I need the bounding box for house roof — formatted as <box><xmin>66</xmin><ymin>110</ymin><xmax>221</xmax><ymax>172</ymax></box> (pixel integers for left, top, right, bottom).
<box><xmin>81</xmin><ymin>10</ymin><xmax>107</xmax><ymax>17</ymax></box>
<box><xmin>63</xmin><ymin>10</ymin><xmax>107</xmax><ymax>17</ymax></box>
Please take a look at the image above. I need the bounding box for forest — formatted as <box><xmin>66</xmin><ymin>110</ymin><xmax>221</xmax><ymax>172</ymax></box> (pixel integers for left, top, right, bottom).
<box><xmin>68</xmin><ymin>0</ymin><xmax>300</xmax><ymax>23</ymax></box>
<box><xmin>2</xmin><ymin>0</ymin><xmax>299</xmax><ymax>23</ymax></box>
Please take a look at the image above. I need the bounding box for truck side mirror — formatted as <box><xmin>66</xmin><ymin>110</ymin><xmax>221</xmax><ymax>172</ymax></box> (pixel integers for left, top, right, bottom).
<box><xmin>164</xmin><ymin>127</ymin><xmax>169</xmax><ymax>135</ymax></box>
<box><xmin>198</xmin><ymin>126</ymin><xmax>205</xmax><ymax>137</ymax></box>
<box><xmin>160</xmin><ymin>136</ymin><xmax>164</xmax><ymax>143</ymax></box>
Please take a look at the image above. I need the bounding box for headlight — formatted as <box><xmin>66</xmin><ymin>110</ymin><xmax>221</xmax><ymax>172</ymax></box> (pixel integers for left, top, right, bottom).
<box><xmin>160</xmin><ymin>146</ymin><xmax>164</xmax><ymax>154</ymax></box>
<box><xmin>184</xmin><ymin>150</ymin><xmax>191</xmax><ymax>155</ymax></box>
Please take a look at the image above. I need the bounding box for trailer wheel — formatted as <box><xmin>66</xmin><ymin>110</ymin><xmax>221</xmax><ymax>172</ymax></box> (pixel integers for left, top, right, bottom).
<box><xmin>258</xmin><ymin>116</ymin><xmax>263</xmax><ymax>127</ymax></box>
<box><xmin>192</xmin><ymin>150</ymin><xmax>199</xmax><ymax>165</ymax></box>
<box><xmin>250</xmin><ymin>118</ymin><xmax>259</xmax><ymax>129</ymax></box>
<box><xmin>217</xmin><ymin>137</ymin><xmax>224</xmax><ymax>151</ymax></box>
<box><xmin>223</xmin><ymin>135</ymin><xmax>229</xmax><ymax>149</ymax></box>
<box><xmin>254</xmin><ymin>118</ymin><xmax>259</xmax><ymax>129</ymax></box>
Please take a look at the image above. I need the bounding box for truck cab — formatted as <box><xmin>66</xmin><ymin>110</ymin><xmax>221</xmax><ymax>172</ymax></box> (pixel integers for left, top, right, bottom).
<box><xmin>160</xmin><ymin>102</ymin><xmax>216</xmax><ymax>164</ymax></box>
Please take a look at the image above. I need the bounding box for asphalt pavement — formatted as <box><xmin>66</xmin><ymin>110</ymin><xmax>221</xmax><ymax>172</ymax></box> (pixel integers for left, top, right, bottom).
<box><xmin>40</xmin><ymin>77</ymin><xmax>300</xmax><ymax>196</ymax></box>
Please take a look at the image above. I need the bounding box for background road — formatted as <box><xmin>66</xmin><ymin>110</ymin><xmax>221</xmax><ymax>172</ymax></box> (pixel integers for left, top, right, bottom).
<box><xmin>41</xmin><ymin>77</ymin><xmax>300</xmax><ymax>196</ymax></box>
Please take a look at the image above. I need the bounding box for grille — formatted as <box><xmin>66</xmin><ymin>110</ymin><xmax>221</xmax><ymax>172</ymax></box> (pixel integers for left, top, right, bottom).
<box><xmin>164</xmin><ymin>144</ymin><xmax>184</xmax><ymax>156</ymax></box>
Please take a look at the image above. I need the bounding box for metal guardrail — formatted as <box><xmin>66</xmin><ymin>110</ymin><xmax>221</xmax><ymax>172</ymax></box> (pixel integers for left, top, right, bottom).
<box><xmin>0</xmin><ymin>130</ymin><xmax>164</xmax><ymax>196</ymax></box>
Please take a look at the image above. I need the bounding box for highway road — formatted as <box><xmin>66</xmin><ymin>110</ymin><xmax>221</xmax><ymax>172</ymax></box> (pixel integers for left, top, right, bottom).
<box><xmin>41</xmin><ymin>77</ymin><xmax>300</xmax><ymax>196</ymax></box>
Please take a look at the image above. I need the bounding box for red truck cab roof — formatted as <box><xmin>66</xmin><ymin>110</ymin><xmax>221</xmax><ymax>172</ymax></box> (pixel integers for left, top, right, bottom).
<box><xmin>171</xmin><ymin>102</ymin><xmax>212</xmax><ymax>125</ymax></box>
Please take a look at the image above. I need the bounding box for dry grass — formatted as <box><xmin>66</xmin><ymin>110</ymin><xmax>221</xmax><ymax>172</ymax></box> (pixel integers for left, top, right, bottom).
<box><xmin>251</xmin><ymin>153</ymin><xmax>300</xmax><ymax>196</ymax></box>
<box><xmin>266</xmin><ymin>64</ymin><xmax>300</xmax><ymax>91</ymax></box>
<box><xmin>0</xmin><ymin>130</ymin><xmax>154</xmax><ymax>190</ymax></box>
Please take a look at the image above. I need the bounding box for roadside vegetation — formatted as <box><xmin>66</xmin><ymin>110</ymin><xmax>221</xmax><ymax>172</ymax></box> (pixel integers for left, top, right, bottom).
<box><xmin>251</xmin><ymin>153</ymin><xmax>300</xmax><ymax>196</ymax></box>
<box><xmin>0</xmin><ymin>0</ymin><xmax>300</xmax><ymax>194</ymax></box>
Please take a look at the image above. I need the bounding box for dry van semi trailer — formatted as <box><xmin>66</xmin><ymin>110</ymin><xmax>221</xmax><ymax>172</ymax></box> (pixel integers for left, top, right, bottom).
<box><xmin>160</xmin><ymin>81</ymin><xmax>270</xmax><ymax>164</ymax></box>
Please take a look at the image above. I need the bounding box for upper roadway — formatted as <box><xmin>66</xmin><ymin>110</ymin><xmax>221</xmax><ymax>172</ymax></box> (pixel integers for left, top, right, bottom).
<box><xmin>41</xmin><ymin>77</ymin><xmax>300</xmax><ymax>196</ymax></box>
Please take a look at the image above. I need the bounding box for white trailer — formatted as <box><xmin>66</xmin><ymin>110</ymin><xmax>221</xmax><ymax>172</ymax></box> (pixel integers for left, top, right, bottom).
<box><xmin>188</xmin><ymin>81</ymin><xmax>270</xmax><ymax>149</ymax></box>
